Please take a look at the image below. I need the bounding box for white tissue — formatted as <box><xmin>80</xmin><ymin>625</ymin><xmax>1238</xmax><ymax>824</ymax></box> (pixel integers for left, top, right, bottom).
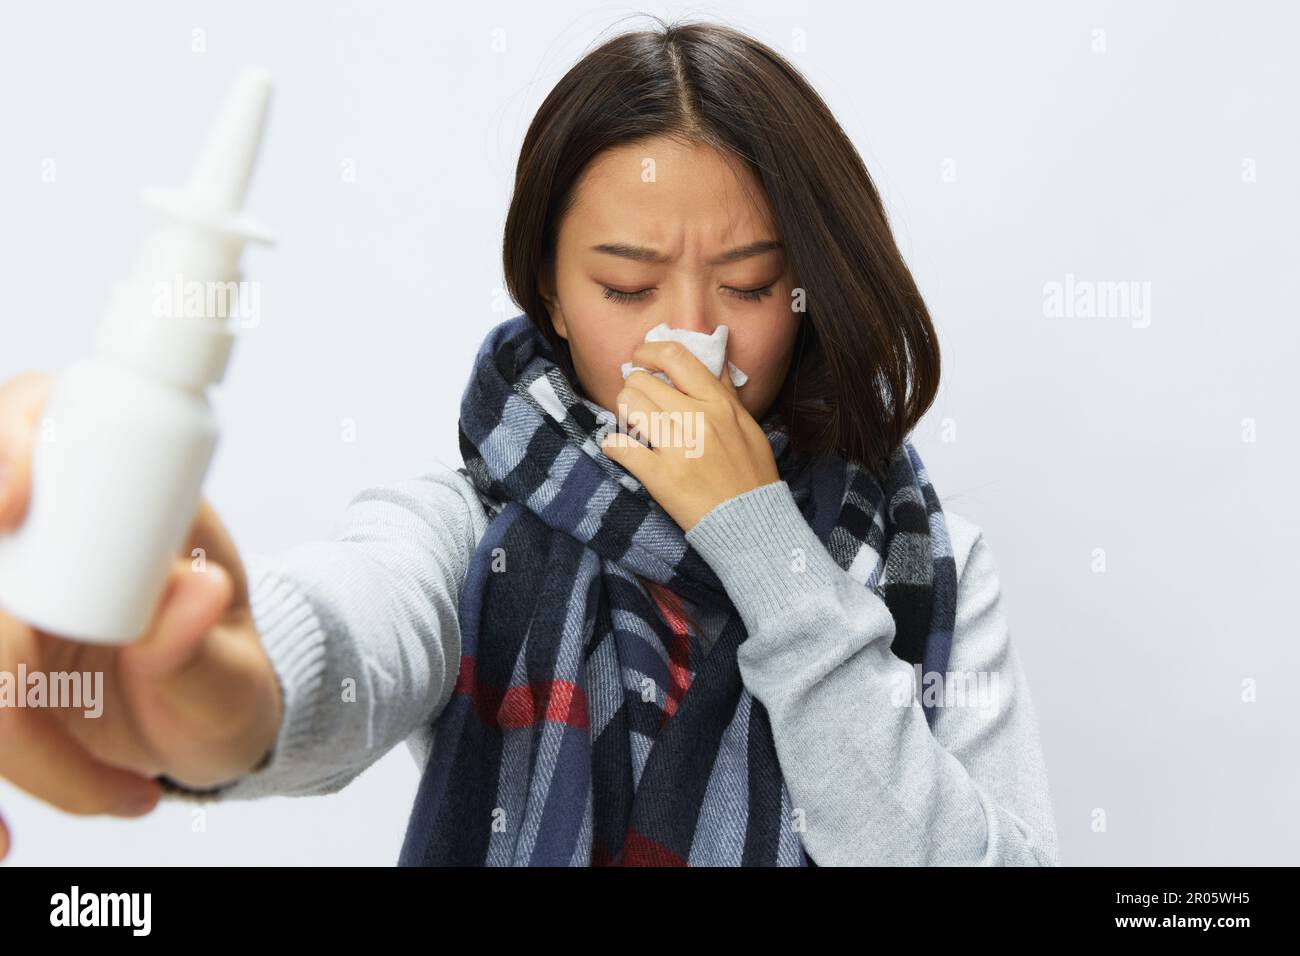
<box><xmin>619</xmin><ymin>323</ymin><xmax>749</xmax><ymax>388</ymax></box>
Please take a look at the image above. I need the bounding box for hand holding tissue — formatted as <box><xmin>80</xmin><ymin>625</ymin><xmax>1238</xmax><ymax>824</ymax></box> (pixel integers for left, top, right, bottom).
<box><xmin>620</xmin><ymin>323</ymin><xmax>748</xmax><ymax>388</ymax></box>
<box><xmin>605</xmin><ymin>322</ymin><xmax>776</xmax><ymax>533</ymax></box>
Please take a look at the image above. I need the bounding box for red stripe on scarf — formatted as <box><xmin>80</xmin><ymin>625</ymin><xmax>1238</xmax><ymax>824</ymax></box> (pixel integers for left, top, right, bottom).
<box><xmin>646</xmin><ymin>584</ymin><xmax>694</xmax><ymax>732</ymax></box>
<box><xmin>617</xmin><ymin>828</ymin><xmax>689</xmax><ymax>866</ymax></box>
<box><xmin>455</xmin><ymin>654</ymin><xmax>590</xmax><ymax>730</ymax></box>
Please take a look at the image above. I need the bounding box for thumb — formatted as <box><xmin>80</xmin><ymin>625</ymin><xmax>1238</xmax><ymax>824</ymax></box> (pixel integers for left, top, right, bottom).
<box><xmin>718</xmin><ymin>361</ymin><xmax>741</xmax><ymax>400</ymax></box>
<box><xmin>122</xmin><ymin>559</ymin><xmax>234</xmax><ymax>681</ymax></box>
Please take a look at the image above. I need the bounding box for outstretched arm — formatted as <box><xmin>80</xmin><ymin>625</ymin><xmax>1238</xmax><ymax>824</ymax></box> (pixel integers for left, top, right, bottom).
<box><xmin>161</xmin><ymin>463</ymin><xmax>488</xmax><ymax>802</ymax></box>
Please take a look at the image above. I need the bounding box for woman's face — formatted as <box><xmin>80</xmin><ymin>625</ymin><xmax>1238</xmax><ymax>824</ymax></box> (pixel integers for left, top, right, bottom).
<box><xmin>539</xmin><ymin>135</ymin><xmax>800</xmax><ymax>421</ymax></box>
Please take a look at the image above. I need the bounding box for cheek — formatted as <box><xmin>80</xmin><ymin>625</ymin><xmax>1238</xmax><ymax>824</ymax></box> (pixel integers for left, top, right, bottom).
<box><xmin>729</xmin><ymin>309</ymin><xmax>800</xmax><ymax>416</ymax></box>
<box><xmin>729</xmin><ymin>310</ymin><xmax>799</xmax><ymax>381</ymax></box>
<box><xmin>563</xmin><ymin>310</ymin><xmax>648</xmax><ymax>405</ymax></box>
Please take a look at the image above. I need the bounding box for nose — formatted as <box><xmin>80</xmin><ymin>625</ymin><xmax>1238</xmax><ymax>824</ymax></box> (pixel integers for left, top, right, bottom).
<box><xmin>670</xmin><ymin>301</ymin><xmax>716</xmax><ymax>336</ymax></box>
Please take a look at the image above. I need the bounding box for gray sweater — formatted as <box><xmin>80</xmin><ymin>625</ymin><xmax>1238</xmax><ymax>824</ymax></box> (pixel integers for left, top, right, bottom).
<box><xmin>168</xmin><ymin>463</ymin><xmax>1060</xmax><ymax>866</ymax></box>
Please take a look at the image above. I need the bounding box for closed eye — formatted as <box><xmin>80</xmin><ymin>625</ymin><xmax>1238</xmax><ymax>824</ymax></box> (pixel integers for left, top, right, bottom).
<box><xmin>600</xmin><ymin>284</ymin><xmax>775</xmax><ymax>304</ymax></box>
<box><xmin>727</xmin><ymin>284</ymin><xmax>774</xmax><ymax>302</ymax></box>
<box><xmin>601</xmin><ymin>286</ymin><xmax>652</xmax><ymax>304</ymax></box>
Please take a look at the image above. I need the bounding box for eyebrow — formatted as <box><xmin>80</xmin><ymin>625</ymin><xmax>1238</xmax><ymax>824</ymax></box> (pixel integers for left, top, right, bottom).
<box><xmin>589</xmin><ymin>239</ymin><xmax>783</xmax><ymax>266</ymax></box>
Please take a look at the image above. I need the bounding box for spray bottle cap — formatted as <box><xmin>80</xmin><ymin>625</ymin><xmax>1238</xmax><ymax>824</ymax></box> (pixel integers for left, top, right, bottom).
<box><xmin>96</xmin><ymin>67</ymin><xmax>276</xmax><ymax>390</ymax></box>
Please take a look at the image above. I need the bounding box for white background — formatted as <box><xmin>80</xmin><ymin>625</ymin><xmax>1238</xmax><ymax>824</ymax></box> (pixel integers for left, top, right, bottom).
<box><xmin>1</xmin><ymin>0</ymin><xmax>1296</xmax><ymax>865</ymax></box>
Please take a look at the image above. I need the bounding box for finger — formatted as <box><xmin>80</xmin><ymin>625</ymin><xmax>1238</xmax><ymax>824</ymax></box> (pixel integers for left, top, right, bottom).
<box><xmin>624</xmin><ymin>374</ymin><xmax>696</xmax><ymax>452</ymax></box>
<box><xmin>613</xmin><ymin>382</ymin><xmax>664</xmax><ymax>447</ymax></box>
<box><xmin>185</xmin><ymin>498</ymin><xmax>250</xmax><ymax>615</ymax></box>
<box><xmin>623</xmin><ymin>372</ymin><xmax>694</xmax><ymax>450</ymax></box>
<box><xmin>631</xmin><ymin>340</ymin><xmax>727</xmax><ymax>403</ymax></box>
<box><xmin>624</xmin><ymin>369</ymin><xmax>696</xmax><ymax>410</ymax></box>
<box><xmin>0</xmin><ymin>370</ymin><xmax>53</xmax><ymax>530</ymax></box>
<box><xmin>600</xmin><ymin>429</ymin><xmax>660</xmax><ymax>483</ymax></box>
<box><xmin>0</xmin><ymin>706</ymin><xmax>161</xmax><ymax>818</ymax></box>
<box><xmin>118</xmin><ymin>558</ymin><xmax>272</xmax><ymax>744</ymax></box>
<box><xmin>718</xmin><ymin>361</ymin><xmax>740</xmax><ymax>397</ymax></box>
<box><xmin>122</xmin><ymin>557</ymin><xmax>235</xmax><ymax>682</ymax></box>
<box><xmin>0</xmin><ymin>806</ymin><xmax>9</xmax><ymax>860</ymax></box>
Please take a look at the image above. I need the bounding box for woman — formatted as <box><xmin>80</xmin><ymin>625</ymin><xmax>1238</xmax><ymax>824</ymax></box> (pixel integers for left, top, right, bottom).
<box><xmin>0</xmin><ymin>19</ymin><xmax>1058</xmax><ymax>865</ymax></box>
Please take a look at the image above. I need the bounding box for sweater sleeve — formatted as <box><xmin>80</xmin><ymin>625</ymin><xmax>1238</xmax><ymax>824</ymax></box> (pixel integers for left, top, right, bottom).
<box><xmin>683</xmin><ymin>479</ymin><xmax>1060</xmax><ymax>866</ymax></box>
<box><xmin>157</xmin><ymin>463</ymin><xmax>487</xmax><ymax>802</ymax></box>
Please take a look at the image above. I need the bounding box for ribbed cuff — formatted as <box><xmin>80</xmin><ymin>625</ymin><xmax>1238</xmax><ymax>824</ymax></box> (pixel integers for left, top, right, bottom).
<box><xmin>684</xmin><ymin>480</ymin><xmax>846</xmax><ymax>627</ymax></box>
<box><xmin>156</xmin><ymin>551</ymin><xmax>329</xmax><ymax>802</ymax></box>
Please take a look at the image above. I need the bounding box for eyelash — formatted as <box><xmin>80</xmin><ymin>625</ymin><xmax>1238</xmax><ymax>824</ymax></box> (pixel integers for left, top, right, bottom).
<box><xmin>601</xmin><ymin>285</ymin><xmax>774</xmax><ymax>304</ymax></box>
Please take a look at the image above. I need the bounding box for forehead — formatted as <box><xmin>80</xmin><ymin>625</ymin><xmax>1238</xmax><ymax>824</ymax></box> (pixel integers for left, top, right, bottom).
<box><xmin>562</xmin><ymin>137</ymin><xmax>775</xmax><ymax>246</ymax></box>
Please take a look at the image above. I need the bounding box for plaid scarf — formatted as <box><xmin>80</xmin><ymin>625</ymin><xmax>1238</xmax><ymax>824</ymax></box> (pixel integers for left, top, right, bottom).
<box><xmin>397</xmin><ymin>314</ymin><xmax>958</xmax><ymax>866</ymax></box>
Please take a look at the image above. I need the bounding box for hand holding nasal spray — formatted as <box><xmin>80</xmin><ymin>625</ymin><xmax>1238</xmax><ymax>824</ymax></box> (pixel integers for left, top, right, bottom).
<box><xmin>0</xmin><ymin>68</ymin><xmax>276</xmax><ymax>644</ymax></box>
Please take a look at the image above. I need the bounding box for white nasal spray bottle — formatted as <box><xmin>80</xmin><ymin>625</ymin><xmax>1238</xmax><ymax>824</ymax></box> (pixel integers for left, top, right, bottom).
<box><xmin>0</xmin><ymin>67</ymin><xmax>275</xmax><ymax>645</ymax></box>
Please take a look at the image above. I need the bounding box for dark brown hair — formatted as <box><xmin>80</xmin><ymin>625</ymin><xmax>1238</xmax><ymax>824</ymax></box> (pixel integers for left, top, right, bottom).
<box><xmin>503</xmin><ymin>16</ymin><xmax>941</xmax><ymax>484</ymax></box>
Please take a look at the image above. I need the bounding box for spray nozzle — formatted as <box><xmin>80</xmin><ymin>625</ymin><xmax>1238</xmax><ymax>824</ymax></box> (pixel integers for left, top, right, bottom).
<box><xmin>139</xmin><ymin>66</ymin><xmax>276</xmax><ymax>246</ymax></box>
<box><xmin>96</xmin><ymin>66</ymin><xmax>278</xmax><ymax>391</ymax></box>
